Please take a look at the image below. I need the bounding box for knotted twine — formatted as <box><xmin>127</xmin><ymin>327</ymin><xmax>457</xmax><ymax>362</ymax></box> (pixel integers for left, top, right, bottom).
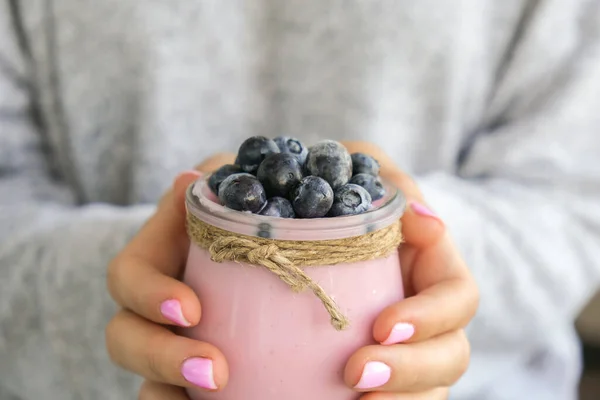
<box><xmin>186</xmin><ymin>213</ymin><xmax>403</xmax><ymax>331</ymax></box>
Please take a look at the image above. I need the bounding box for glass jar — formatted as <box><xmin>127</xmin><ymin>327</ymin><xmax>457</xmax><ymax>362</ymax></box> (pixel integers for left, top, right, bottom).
<box><xmin>181</xmin><ymin>177</ymin><xmax>406</xmax><ymax>400</ymax></box>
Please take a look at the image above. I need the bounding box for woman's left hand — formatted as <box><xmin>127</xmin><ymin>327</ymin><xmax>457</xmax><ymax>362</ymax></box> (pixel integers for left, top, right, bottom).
<box><xmin>342</xmin><ymin>142</ymin><xmax>479</xmax><ymax>400</ymax></box>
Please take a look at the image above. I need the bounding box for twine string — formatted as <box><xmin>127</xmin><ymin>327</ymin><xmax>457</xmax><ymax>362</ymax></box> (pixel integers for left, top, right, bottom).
<box><xmin>187</xmin><ymin>213</ymin><xmax>402</xmax><ymax>331</ymax></box>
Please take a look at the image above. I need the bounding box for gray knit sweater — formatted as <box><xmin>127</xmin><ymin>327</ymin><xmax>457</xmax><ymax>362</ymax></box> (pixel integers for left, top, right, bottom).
<box><xmin>1</xmin><ymin>1</ymin><xmax>600</xmax><ymax>399</ymax></box>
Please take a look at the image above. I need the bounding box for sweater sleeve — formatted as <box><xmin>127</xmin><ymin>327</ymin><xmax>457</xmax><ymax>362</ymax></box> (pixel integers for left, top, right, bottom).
<box><xmin>0</xmin><ymin>5</ymin><xmax>151</xmax><ymax>399</ymax></box>
<box><xmin>417</xmin><ymin>0</ymin><xmax>600</xmax><ymax>373</ymax></box>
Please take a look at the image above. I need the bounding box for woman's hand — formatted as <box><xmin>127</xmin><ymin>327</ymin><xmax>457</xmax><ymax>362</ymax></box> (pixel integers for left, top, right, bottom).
<box><xmin>106</xmin><ymin>154</ymin><xmax>236</xmax><ymax>400</ymax></box>
<box><xmin>342</xmin><ymin>142</ymin><xmax>479</xmax><ymax>400</ymax></box>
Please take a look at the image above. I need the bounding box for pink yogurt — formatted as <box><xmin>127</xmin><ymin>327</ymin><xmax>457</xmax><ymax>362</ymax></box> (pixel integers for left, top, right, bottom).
<box><xmin>181</xmin><ymin>178</ymin><xmax>406</xmax><ymax>400</ymax></box>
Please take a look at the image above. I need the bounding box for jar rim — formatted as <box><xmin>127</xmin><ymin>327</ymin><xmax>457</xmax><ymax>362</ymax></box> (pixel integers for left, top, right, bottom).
<box><xmin>185</xmin><ymin>177</ymin><xmax>406</xmax><ymax>241</ymax></box>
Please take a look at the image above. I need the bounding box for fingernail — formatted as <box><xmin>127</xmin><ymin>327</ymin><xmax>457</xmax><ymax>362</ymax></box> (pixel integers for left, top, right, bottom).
<box><xmin>410</xmin><ymin>201</ymin><xmax>441</xmax><ymax>221</ymax></box>
<box><xmin>160</xmin><ymin>299</ymin><xmax>191</xmax><ymax>327</ymax></box>
<box><xmin>354</xmin><ymin>361</ymin><xmax>391</xmax><ymax>390</ymax></box>
<box><xmin>182</xmin><ymin>358</ymin><xmax>217</xmax><ymax>390</ymax></box>
<box><xmin>381</xmin><ymin>323</ymin><xmax>415</xmax><ymax>345</ymax></box>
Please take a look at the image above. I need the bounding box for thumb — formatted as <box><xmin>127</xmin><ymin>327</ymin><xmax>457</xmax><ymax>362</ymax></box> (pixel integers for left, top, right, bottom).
<box><xmin>377</xmin><ymin>166</ymin><xmax>445</xmax><ymax>248</ymax></box>
<box><xmin>400</xmin><ymin>198</ymin><xmax>445</xmax><ymax>248</ymax></box>
<box><xmin>173</xmin><ymin>152</ymin><xmax>237</xmax><ymax>215</ymax></box>
<box><xmin>382</xmin><ymin>165</ymin><xmax>445</xmax><ymax>248</ymax></box>
<box><xmin>341</xmin><ymin>141</ymin><xmax>445</xmax><ymax>248</ymax></box>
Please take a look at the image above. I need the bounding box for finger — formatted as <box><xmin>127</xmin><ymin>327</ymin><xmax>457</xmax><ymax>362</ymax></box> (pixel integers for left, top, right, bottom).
<box><xmin>108</xmin><ymin>171</ymin><xmax>201</xmax><ymax>325</ymax></box>
<box><xmin>345</xmin><ymin>330</ymin><xmax>469</xmax><ymax>393</ymax></box>
<box><xmin>400</xmin><ymin>200</ymin><xmax>445</xmax><ymax>248</ymax></box>
<box><xmin>341</xmin><ymin>141</ymin><xmax>423</xmax><ymax>201</ymax></box>
<box><xmin>106</xmin><ymin>310</ymin><xmax>228</xmax><ymax>391</ymax></box>
<box><xmin>341</xmin><ymin>141</ymin><xmax>444</xmax><ymax>248</ymax></box>
<box><xmin>139</xmin><ymin>380</ymin><xmax>190</xmax><ymax>400</ymax></box>
<box><xmin>106</xmin><ymin>207</ymin><xmax>200</xmax><ymax>325</ymax></box>
<box><xmin>374</xmin><ymin>239</ymin><xmax>478</xmax><ymax>343</ymax></box>
<box><xmin>359</xmin><ymin>387</ymin><xmax>449</xmax><ymax>400</ymax></box>
<box><xmin>174</xmin><ymin>153</ymin><xmax>236</xmax><ymax>214</ymax></box>
<box><xmin>108</xmin><ymin>256</ymin><xmax>201</xmax><ymax>326</ymax></box>
<box><xmin>108</xmin><ymin>152</ymin><xmax>238</xmax><ymax>323</ymax></box>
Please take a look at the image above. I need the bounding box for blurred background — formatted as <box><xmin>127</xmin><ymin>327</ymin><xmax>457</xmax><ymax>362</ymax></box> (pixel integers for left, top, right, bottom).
<box><xmin>577</xmin><ymin>291</ymin><xmax>600</xmax><ymax>399</ymax></box>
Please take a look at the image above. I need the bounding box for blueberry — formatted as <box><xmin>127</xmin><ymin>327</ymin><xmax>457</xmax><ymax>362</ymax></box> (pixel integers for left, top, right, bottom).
<box><xmin>291</xmin><ymin>176</ymin><xmax>334</xmax><ymax>218</ymax></box>
<box><xmin>349</xmin><ymin>173</ymin><xmax>385</xmax><ymax>201</ymax></box>
<box><xmin>256</xmin><ymin>153</ymin><xmax>303</xmax><ymax>198</ymax></box>
<box><xmin>259</xmin><ymin>197</ymin><xmax>296</xmax><ymax>218</ymax></box>
<box><xmin>235</xmin><ymin>136</ymin><xmax>280</xmax><ymax>174</ymax></box>
<box><xmin>328</xmin><ymin>184</ymin><xmax>372</xmax><ymax>217</ymax></box>
<box><xmin>208</xmin><ymin>164</ymin><xmax>244</xmax><ymax>195</ymax></box>
<box><xmin>351</xmin><ymin>153</ymin><xmax>380</xmax><ymax>176</ymax></box>
<box><xmin>273</xmin><ymin>136</ymin><xmax>308</xmax><ymax>165</ymax></box>
<box><xmin>218</xmin><ymin>173</ymin><xmax>267</xmax><ymax>213</ymax></box>
<box><xmin>304</xmin><ymin>140</ymin><xmax>352</xmax><ymax>189</ymax></box>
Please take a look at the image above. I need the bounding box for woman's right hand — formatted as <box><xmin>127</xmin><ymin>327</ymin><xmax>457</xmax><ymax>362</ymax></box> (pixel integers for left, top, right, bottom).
<box><xmin>106</xmin><ymin>154</ymin><xmax>235</xmax><ymax>399</ymax></box>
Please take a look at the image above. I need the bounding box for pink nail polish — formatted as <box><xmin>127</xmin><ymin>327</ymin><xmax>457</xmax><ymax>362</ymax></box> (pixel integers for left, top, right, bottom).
<box><xmin>381</xmin><ymin>323</ymin><xmax>415</xmax><ymax>345</ymax></box>
<box><xmin>160</xmin><ymin>299</ymin><xmax>191</xmax><ymax>327</ymax></box>
<box><xmin>410</xmin><ymin>201</ymin><xmax>441</xmax><ymax>221</ymax></box>
<box><xmin>182</xmin><ymin>358</ymin><xmax>217</xmax><ymax>390</ymax></box>
<box><xmin>354</xmin><ymin>361</ymin><xmax>391</xmax><ymax>390</ymax></box>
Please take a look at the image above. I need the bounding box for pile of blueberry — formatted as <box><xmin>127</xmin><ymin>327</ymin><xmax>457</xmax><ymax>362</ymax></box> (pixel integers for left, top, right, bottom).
<box><xmin>207</xmin><ymin>136</ymin><xmax>385</xmax><ymax>218</ymax></box>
